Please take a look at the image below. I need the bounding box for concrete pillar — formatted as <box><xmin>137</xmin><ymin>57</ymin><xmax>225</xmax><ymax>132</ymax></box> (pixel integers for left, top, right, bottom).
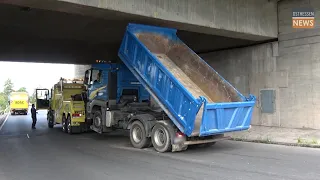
<box><xmin>276</xmin><ymin>0</ymin><xmax>320</xmax><ymax>129</ymax></box>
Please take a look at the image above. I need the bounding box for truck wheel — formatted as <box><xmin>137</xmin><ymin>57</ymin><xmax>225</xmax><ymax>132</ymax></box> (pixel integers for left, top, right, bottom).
<box><xmin>151</xmin><ymin>123</ymin><xmax>172</xmax><ymax>153</ymax></box>
<box><xmin>48</xmin><ymin>123</ymin><xmax>54</xmax><ymax>128</ymax></box>
<box><xmin>62</xmin><ymin>116</ymin><xmax>68</xmax><ymax>133</ymax></box>
<box><xmin>67</xmin><ymin>116</ymin><xmax>72</xmax><ymax>135</ymax></box>
<box><xmin>130</xmin><ymin>121</ymin><xmax>151</xmax><ymax>149</ymax></box>
<box><xmin>93</xmin><ymin>110</ymin><xmax>102</xmax><ymax>131</ymax></box>
<box><xmin>47</xmin><ymin>112</ymin><xmax>54</xmax><ymax>128</ymax></box>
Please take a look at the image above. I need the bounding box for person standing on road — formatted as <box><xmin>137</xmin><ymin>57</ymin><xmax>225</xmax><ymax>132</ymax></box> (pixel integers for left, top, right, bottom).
<box><xmin>31</xmin><ymin>104</ymin><xmax>37</xmax><ymax>129</ymax></box>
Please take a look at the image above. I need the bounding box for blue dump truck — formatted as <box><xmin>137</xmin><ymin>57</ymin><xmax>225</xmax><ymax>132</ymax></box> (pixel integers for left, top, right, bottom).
<box><xmin>58</xmin><ymin>23</ymin><xmax>256</xmax><ymax>152</ymax></box>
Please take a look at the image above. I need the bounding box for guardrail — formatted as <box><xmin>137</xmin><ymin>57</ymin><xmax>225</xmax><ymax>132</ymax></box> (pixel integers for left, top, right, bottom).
<box><xmin>0</xmin><ymin>106</ymin><xmax>9</xmax><ymax>115</ymax></box>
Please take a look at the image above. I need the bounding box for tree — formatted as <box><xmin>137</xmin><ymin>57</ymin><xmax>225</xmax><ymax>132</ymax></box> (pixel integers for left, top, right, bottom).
<box><xmin>0</xmin><ymin>92</ymin><xmax>6</xmax><ymax>110</ymax></box>
<box><xmin>3</xmin><ymin>79</ymin><xmax>14</xmax><ymax>105</ymax></box>
<box><xmin>29</xmin><ymin>88</ymin><xmax>37</xmax><ymax>104</ymax></box>
<box><xmin>3</xmin><ymin>79</ymin><xmax>14</xmax><ymax>97</ymax></box>
<box><xmin>17</xmin><ymin>87</ymin><xmax>27</xmax><ymax>93</ymax></box>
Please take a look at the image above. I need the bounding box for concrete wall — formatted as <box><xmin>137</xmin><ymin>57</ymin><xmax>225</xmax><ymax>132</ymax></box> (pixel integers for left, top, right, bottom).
<box><xmin>278</xmin><ymin>0</ymin><xmax>320</xmax><ymax>35</ymax></box>
<box><xmin>200</xmin><ymin>37</ymin><xmax>320</xmax><ymax>129</ymax></box>
<box><xmin>276</xmin><ymin>0</ymin><xmax>320</xmax><ymax>129</ymax></box>
<box><xmin>199</xmin><ymin>0</ymin><xmax>320</xmax><ymax>130</ymax></box>
<box><xmin>200</xmin><ymin>42</ymin><xmax>283</xmax><ymax>127</ymax></box>
<box><xmin>59</xmin><ymin>0</ymin><xmax>278</xmax><ymax>41</ymax></box>
<box><xmin>74</xmin><ymin>65</ymin><xmax>91</xmax><ymax>79</ymax></box>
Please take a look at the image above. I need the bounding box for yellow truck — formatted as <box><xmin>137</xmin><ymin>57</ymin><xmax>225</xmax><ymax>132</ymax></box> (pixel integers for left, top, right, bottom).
<box><xmin>9</xmin><ymin>92</ymin><xmax>29</xmax><ymax>115</ymax></box>
<box><xmin>40</xmin><ymin>78</ymin><xmax>87</xmax><ymax>134</ymax></box>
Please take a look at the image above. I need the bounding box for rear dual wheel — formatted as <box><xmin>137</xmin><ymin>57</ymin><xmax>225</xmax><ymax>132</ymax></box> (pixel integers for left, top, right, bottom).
<box><xmin>67</xmin><ymin>116</ymin><xmax>73</xmax><ymax>134</ymax></box>
<box><xmin>47</xmin><ymin>111</ymin><xmax>54</xmax><ymax>128</ymax></box>
<box><xmin>62</xmin><ymin>116</ymin><xmax>68</xmax><ymax>133</ymax></box>
<box><xmin>129</xmin><ymin>121</ymin><xmax>173</xmax><ymax>153</ymax></box>
<box><xmin>130</xmin><ymin>121</ymin><xmax>151</xmax><ymax>149</ymax></box>
<box><xmin>151</xmin><ymin>123</ymin><xmax>172</xmax><ymax>153</ymax></box>
<box><xmin>62</xmin><ymin>115</ymin><xmax>73</xmax><ymax>134</ymax></box>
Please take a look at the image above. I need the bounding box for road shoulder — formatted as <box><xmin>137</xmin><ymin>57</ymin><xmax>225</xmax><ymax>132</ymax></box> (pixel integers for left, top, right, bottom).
<box><xmin>227</xmin><ymin>125</ymin><xmax>320</xmax><ymax>148</ymax></box>
<box><xmin>0</xmin><ymin>113</ymin><xmax>9</xmax><ymax>131</ymax></box>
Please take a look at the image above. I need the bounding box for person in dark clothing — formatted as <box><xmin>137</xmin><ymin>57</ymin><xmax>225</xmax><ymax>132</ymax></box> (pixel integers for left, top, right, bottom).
<box><xmin>31</xmin><ymin>104</ymin><xmax>37</xmax><ymax>129</ymax></box>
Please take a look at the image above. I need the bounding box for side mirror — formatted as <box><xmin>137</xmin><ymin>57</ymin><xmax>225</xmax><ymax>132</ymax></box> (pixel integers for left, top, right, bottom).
<box><xmin>84</xmin><ymin>69</ymin><xmax>90</xmax><ymax>85</ymax></box>
<box><xmin>84</xmin><ymin>78</ymin><xmax>89</xmax><ymax>85</ymax></box>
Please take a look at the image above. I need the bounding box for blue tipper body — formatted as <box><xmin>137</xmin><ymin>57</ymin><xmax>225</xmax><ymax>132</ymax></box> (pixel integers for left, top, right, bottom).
<box><xmin>118</xmin><ymin>23</ymin><xmax>256</xmax><ymax>137</ymax></box>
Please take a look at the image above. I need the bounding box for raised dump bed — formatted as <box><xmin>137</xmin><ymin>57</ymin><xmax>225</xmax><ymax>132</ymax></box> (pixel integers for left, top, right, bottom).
<box><xmin>118</xmin><ymin>23</ymin><xmax>256</xmax><ymax>137</ymax></box>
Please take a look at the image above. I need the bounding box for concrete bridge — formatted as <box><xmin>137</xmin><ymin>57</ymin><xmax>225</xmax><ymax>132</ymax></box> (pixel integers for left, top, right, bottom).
<box><xmin>0</xmin><ymin>0</ymin><xmax>277</xmax><ymax>64</ymax></box>
<box><xmin>0</xmin><ymin>0</ymin><xmax>319</xmax><ymax>130</ymax></box>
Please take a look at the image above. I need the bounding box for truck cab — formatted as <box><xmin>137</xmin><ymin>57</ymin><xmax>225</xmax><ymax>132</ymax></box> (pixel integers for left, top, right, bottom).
<box><xmin>83</xmin><ymin>62</ymin><xmax>151</xmax><ymax>133</ymax></box>
<box><xmin>45</xmin><ymin>79</ymin><xmax>87</xmax><ymax>133</ymax></box>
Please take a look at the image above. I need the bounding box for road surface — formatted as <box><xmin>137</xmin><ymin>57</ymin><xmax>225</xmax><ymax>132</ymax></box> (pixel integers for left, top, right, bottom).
<box><xmin>0</xmin><ymin>111</ymin><xmax>319</xmax><ymax>180</ymax></box>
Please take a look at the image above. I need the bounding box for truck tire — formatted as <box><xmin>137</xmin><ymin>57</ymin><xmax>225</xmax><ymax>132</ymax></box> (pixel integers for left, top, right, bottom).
<box><xmin>130</xmin><ymin>121</ymin><xmax>151</xmax><ymax>149</ymax></box>
<box><xmin>62</xmin><ymin>116</ymin><xmax>68</xmax><ymax>133</ymax></box>
<box><xmin>67</xmin><ymin>116</ymin><xmax>73</xmax><ymax>135</ymax></box>
<box><xmin>93</xmin><ymin>110</ymin><xmax>103</xmax><ymax>131</ymax></box>
<box><xmin>47</xmin><ymin>112</ymin><xmax>54</xmax><ymax>128</ymax></box>
<box><xmin>151</xmin><ymin>123</ymin><xmax>172</xmax><ymax>153</ymax></box>
<box><xmin>48</xmin><ymin>123</ymin><xmax>54</xmax><ymax>128</ymax></box>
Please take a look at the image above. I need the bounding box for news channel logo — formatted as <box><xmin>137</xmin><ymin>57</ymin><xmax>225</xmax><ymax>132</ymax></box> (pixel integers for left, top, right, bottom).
<box><xmin>292</xmin><ymin>7</ymin><xmax>315</xmax><ymax>28</ymax></box>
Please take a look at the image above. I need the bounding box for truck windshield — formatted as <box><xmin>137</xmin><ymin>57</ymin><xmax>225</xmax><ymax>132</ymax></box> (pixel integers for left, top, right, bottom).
<box><xmin>36</xmin><ymin>89</ymin><xmax>49</xmax><ymax>100</ymax></box>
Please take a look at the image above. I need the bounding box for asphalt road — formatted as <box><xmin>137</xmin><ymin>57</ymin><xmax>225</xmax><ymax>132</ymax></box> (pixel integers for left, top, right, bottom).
<box><xmin>0</xmin><ymin>111</ymin><xmax>319</xmax><ymax>180</ymax></box>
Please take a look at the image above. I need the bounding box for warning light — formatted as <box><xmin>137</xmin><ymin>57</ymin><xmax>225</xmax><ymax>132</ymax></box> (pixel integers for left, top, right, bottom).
<box><xmin>95</xmin><ymin>60</ymin><xmax>109</xmax><ymax>64</ymax></box>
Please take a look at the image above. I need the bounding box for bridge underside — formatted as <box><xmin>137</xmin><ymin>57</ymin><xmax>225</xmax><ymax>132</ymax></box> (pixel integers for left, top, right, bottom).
<box><xmin>0</xmin><ymin>1</ymin><xmax>276</xmax><ymax>64</ymax></box>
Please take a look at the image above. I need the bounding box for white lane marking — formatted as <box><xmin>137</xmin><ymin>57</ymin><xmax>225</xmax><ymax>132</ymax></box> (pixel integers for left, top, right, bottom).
<box><xmin>0</xmin><ymin>113</ymin><xmax>10</xmax><ymax>131</ymax></box>
<box><xmin>27</xmin><ymin>134</ymin><xmax>30</xmax><ymax>139</ymax></box>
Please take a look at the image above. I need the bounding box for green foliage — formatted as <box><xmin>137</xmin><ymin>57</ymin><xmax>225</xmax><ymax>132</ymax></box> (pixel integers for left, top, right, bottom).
<box><xmin>29</xmin><ymin>89</ymin><xmax>36</xmax><ymax>104</ymax></box>
<box><xmin>0</xmin><ymin>92</ymin><xmax>6</xmax><ymax>110</ymax></box>
<box><xmin>17</xmin><ymin>87</ymin><xmax>27</xmax><ymax>93</ymax></box>
<box><xmin>3</xmin><ymin>79</ymin><xmax>14</xmax><ymax>98</ymax></box>
<box><xmin>0</xmin><ymin>79</ymin><xmax>14</xmax><ymax>110</ymax></box>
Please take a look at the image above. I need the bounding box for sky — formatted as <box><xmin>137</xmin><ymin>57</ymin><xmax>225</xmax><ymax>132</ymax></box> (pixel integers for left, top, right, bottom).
<box><xmin>0</xmin><ymin>61</ymin><xmax>75</xmax><ymax>95</ymax></box>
